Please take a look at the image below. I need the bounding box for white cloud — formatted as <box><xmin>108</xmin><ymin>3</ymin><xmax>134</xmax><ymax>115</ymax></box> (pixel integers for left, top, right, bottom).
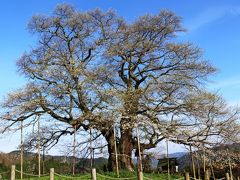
<box><xmin>207</xmin><ymin>76</ymin><xmax>240</xmax><ymax>106</ymax></box>
<box><xmin>186</xmin><ymin>6</ymin><xmax>240</xmax><ymax>31</ymax></box>
<box><xmin>209</xmin><ymin>77</ymin><xmax>240</xmax><ymax>89</ymax></box>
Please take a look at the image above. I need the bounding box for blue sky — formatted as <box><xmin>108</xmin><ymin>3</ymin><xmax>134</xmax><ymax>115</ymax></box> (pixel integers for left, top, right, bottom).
<box><xmin>0</xmin><ymin>0</ymin><xmax>240</xmax><ymax>153</ymax></box>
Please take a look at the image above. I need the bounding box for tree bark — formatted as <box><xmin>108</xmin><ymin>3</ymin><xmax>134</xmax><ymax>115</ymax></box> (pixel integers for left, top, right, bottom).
<box><xmin>119</xmin><ymin>127</ymin><xmax>134</xmax><ymax>171</ymax></box>
<box><xmin>104</xmin><ymin>126</ymin><xmax>134</xmax><ymax>171</ymax></box>
<box><xmin>105</xmin><ymin>131</ymin><xmax>117</xmax><ymax>171</ymax></box>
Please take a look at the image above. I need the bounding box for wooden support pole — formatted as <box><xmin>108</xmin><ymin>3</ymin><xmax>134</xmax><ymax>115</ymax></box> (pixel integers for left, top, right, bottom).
<box><xmin>166</xmin><ymin>138</ymin><xmax>170</xmax><ymax>180</ymax></box>
<box><xmin>227</xmin><ymin>149</ymin><xmax>233</xmax><ymax>180</ymax></box>
<box><xmin>90</xmin><ymin>128</ymin><xmax>93</xmax><ymax>170</ymax></box>
<box><xmin>11</xmin><ymin>165</ymin><xmax>15</xmax><ymax>180</ymax></box>
<box><xmin>37</xmin><ymin>117</ymin><xmax>41</xmax><ymax>177</ymax></box>
<box><xmin>138</xmin><ymin>171</ymin><xmax>143</xmax><ymax>180</ymax></box>
<box><xmin>203</xmin><ymin>146</ymin><xmax>206</xmax><ymax>173</ymax></box>
<box><xmin>210</xmin><ymin>159</ymin><xmax>215</xmax><ymax>180</ymax></box>
<box><xmin>91</xmin><ymin>168</ymin><xmax>96</xmax><ymax>180</ymax></box>
<box><xmin>113</xmin><ymin>124</ymin><xmax>119</xmax><ymax>178</ymax></box>
<box><xmin>42</xmin><ymin>146</ymin><xmax>45</xmax><ymax>175</ymax></box>
<box><xmin>72</xmin><ymin>125</ymin><xmax>76</xmax><ymax>175</ymax></box>
<box><xmin>20</xmin><ymin>121</ymin><xmax>23</xmax><ymax>179</ymax></box>
<box><xmin>93</xmin><ymin>148</ymin><xmax>95</xmax><ymax>168</ymax></box>
<box><xmin>50</xmin><ymin>168</ymin><xmax>54</xmax><ymax>180</ymax></box>
<box><xmin>184</xmin><ymin>172</ymin><xmax>190</xmax><ymax>180</ymax></box>
<box><xmin>195</xmin><ymin>151</ymin><xmax>201</xmax><ymax>180</ymax></box>
<box><xmin>225</xmin><ymin>173</ymin><xmax>230</xmax><ymax>180</ymax></box>
<box><xmin>136</xmin><ymin>125</ymin><xmax>143</xmax><ymax>173</ymax></box>
<box><xmin>190</xmin><ymin>145</ymin><xmax>196</xmax><ymax>180</ymax></box>
<box><xmin>204</xmin><ymin>170</ymin><xmax>210</xmax><ymax>180</ymax></box>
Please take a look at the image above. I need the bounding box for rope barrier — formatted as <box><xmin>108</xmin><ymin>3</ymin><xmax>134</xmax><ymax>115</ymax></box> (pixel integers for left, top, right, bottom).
<box><xmin>189</xmin><ymin>177</ymin><xmax>203</xmax><ymax>180</ymax></box>
<box><xmin>0</xmin><ymin>171</ymin><xmax>10</xmax><ymax>175</ymax></box>
<box><xmin>15</xmin><ymin>169</ymin><xmax>40</xmax><ymax>177</ymax></box>
<box><xmin>16</xmin><ymin>177</ymin><xmax>40</xmax><ymax>180</ymax></box>
<box><xmin>17</xmin><ymin>173</ymin><xmax>49</xmax><ymax>179</ymax></box>
<box><xmin>189</xmin><ymin>177</ymin><xmax>196</xmax><ymax>180</ymax></box>
<box><xmin>41</xmin><ymin>173</ymin><xmax>50</xmax><ymax>177</ymax></box>
<box><xmin>188</xmin><ymin>177</ymin><xmax>226</xmax><ymax>180</ymax></box>
<box><xmin>214</xmin><ymin>178</ymin><xmax>225</xmax><ymax>180</ymax></box>
<box><xmin>54</xmin><ymin>172</ymin><xmax>90</xmax><ymax>179</ymax></box>
<box><xmin>210</xmin><ymin>176</ymin><xmax>226</xmax><ymax>180</ymax></box>
<box><xmin>143</xmin><ymin>175</ymin><xmax>184</xmax><ymax>180</ymax></box>
<box><xmin>188</xmin><ymin>176</ymin><xmax>226</xmax><ymax>180</ymax></box>
<box><xmin>54</xmin><ymin>173</ymin><xmax>76</xmax><ymax>179</ymax></box>
<box><xmin>97</xmin><ymin>173</ymin><xmax>137</xmax><ymax>180</ymax></box>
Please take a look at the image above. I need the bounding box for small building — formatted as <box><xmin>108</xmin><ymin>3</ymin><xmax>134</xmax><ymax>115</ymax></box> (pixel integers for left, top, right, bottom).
<box><xmin>157</xmin><ymin>157</ymin><xmax>178</xmax><ymax>172</ymax></box>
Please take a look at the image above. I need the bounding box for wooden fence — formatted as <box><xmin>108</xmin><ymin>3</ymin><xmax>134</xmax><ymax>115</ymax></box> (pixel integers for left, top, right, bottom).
<box><xmin>184</xmin><ymin>170</ymin><xmax>240</xmax><ymax>180</ymax></box>
<box><xmin>4</xmin><ymin>165</ymin><xmax>240</xmax><ymax>180</ymax></box>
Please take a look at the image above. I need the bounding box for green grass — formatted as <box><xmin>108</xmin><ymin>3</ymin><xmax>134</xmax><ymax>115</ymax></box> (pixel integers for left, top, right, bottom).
<box><xmin>143</xmin><ymin>173</ymin><xmax>183</xmax><ymax>180</ymax></box>
<box><xmin>93</xmin><ymin>170</ymin><xmax>182</xmax><ymax>180</ymax></box>
<box><xmin>96</xmin><ymin>171</ymin><xmax>182</xmax><ymax>180</ymax></box>
<box><xmin>13</xmin><ymin>171</ymin><xmax>183</xmax><ymax>180</ymax></box>
<box><xmin>15</xmin><ymin>174</ymin><xmax>90</xmax><ymax>180</ymax></box>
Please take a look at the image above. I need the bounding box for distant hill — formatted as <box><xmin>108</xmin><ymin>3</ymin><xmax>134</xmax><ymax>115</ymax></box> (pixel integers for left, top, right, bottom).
<box><xmin>0</xmin><ymin>150</ymin><xmax>108</xmax><ymax>174</ymax></box>
<box><xmin>177</xmin><ymin>143</ymin><xmax>240</xmax><ymax>178</ymax></box>
<box><xmin>0</xmin><ymin>150</ymin><xmax>187</xmax><ymax>172</ymax></box>
<box><xmin>169</xmin><ymin>152</ymin><xmax>186</xmax><ymax>159</ymax></box>
<box><xmin>132</xmin><ymin>152</ymin><xmax>186</xmax><ymax>169</ymax></box>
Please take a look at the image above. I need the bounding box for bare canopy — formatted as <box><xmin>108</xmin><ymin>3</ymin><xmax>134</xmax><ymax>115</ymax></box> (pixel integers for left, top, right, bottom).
<box><xmin>1</xmin><ymin>4</ymin><xmax>239</xmax><ymax>171</ymax></box>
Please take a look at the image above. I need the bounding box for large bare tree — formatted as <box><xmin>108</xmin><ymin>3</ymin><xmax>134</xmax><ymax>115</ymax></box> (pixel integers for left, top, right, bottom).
<box><xmin>1</xmin><ymin>4</ymin><xmax>239</xmax><ymax>171</ymax></box>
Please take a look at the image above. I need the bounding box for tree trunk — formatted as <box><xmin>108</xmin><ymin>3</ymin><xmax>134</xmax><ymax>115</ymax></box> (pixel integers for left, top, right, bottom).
<box><xmin>104</xmin><ymin>124</ymin><xmax>134</xmax><ymax>171</ymax></box>
<box><xmin>105</xmin><ymin>130</ymin><xmax>117</xmax><ymax>171</ymax></box>
<box><xmin>119</xmin><ymin>127</ymin><xmax>134</xmax><ymax>171</ymax></box>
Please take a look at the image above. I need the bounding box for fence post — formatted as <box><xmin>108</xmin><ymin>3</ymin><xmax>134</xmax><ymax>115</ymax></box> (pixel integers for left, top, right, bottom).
<box><xmin>11</xmin><ymin>165</ymin><xmax>15</xmax><ymax>180</ymax></box>
<box><xmin>225</xmin><ymin>173</ymin><xmax>230</xmax><ymax>180</ymax></box>
<box><xmin>91</xmin><ymin>168</ymin><xmax>96</xmax><ymax>180</ymax></box>
<box><xmin>204</xmin><ymin>170</ymin><xmax>210</xmax><ymax>180</ymax></box>
<box><xmin>50</xmin><ymin>168</ymin><xmax>54</xmax><ymax>180</ymax></box>
<box><xmin>138</xmin><ymin>171</ymin><xmax>143</xmax><ymax>180</ymax></box>
<box><xmin>175</xmin><ymin>165</ymin><xmax>179</xmax><ymax>173</ymax></box>
<box><xmin>185</xmin><ymin>172</ymin><xmax>190</xmax><ymax>180</ymax></box>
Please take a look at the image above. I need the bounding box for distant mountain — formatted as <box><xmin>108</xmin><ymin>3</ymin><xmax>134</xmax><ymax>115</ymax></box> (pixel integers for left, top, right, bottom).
<box><xmin>133</xmin><ymin>152</ymin><xmax>186</xmax><ymax>169</ymax></box>
<box><xmin>169</xmin><ymin>152</ymin><xmax>186</xmax><ymax>159</ymax></box>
